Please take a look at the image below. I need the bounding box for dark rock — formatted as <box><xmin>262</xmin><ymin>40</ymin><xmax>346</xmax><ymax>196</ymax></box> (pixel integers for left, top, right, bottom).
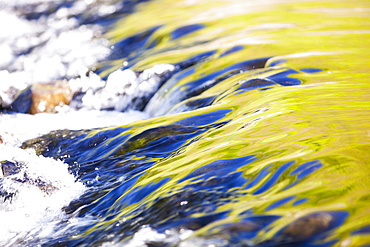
<box><xmin>8</xmin><ymin>86</ymin><xmax>33</xmax><ymax>113</ymax></box>
<box><xmin>1</xmin><ymin>160</ymin><xmax>22</xmax><ymax>177</ymax></box>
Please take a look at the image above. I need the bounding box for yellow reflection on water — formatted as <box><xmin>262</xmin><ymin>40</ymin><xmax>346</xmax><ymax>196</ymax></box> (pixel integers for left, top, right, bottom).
<box><xmin>80</xmin><ymin>0</ymin><xmax>370</xmax><ymax>245</ymax></box>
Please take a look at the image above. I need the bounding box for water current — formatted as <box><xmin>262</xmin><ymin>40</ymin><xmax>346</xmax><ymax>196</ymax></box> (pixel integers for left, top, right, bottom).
<box><xmin>0</xmin><ymin>0</ymin><xmax>369</xmax><ymax>246</ymax></box>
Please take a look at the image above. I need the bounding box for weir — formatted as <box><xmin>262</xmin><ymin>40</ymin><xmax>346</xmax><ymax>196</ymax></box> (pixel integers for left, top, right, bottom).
<box><xmin>0</xmin><ymin>0</ymin><xmax>369</xmax><ymax>246</ymax></box>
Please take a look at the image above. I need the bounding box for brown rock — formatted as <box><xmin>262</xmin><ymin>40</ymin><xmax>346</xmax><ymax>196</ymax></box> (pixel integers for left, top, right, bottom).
<box><xmin>30</xmin><ymin>80</ymin><xmax>72</xmax><ymax>114</ymax></box>
<box><xmin>282</xmin><ymin>212</ymin><xmax>333</xmax><ymax>240</ymax></box>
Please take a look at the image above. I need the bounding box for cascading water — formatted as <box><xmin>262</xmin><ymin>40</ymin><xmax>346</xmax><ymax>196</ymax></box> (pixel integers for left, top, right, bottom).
<box><xmin>0</xmin><ymin>0</ymin><xmax>369</xmax><ymax>246</ymax></box>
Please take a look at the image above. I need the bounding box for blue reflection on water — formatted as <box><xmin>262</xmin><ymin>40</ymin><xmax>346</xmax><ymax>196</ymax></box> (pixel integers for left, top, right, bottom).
<box><xmin>176</xmin><ymin>50</ymin><xmax>217</xmax><ymax>69</ymax></box>
<box><xmin>300</xmin><ymin>68</ymin><xmax>323</xmax><ymax>73</ymax></box>
<box><xmin>175</xmin><ymin>109</ymin><xmax>232</xmax><ymax>126</ymax></box>
<box><xmin>238</xmin><ymin>160</ymin><xmax>323</xmax><ymax>205</ymax></box>
<box><xmin>179</xmin><ymin>155</ymin><xmax>256</xmax><ymax>184</ymax></box>
<box><xmin>268</xmin><ymin>69</ymin><xmax>301</xmax><ymax>86</ymax></box>
<box><xmin>285</xmin><ymin>160</ymin><xmax>323</xmax><ymax>190</ymax></box>
<box><xmin>235</xmin><ymin>78</ymin><xmax>277</xmax><ymax>95</ymax></box>
<box><xmin>60</xmin><ymin>110</ymin><xmax>232</xmax><ymax>218</ymax></box>
<box><xmin>6</xmin><ymin>86</ymin><xmax>32</xmax><ymax>113</ymax></box>
<box><xmin>183</xmin><ymin>57</ymin><xmax>270</xmax><ymax>98</ymax></box>
<box><xmin>158</xmin><ymin>211</ymin><xmax>231</xmax><ymax>231</ymax></box>
<box><xmin>253</xmin><ymin>161</ymin><xmax>295</xmax><ymax>195</ymax></box>
<box><xmin>352</xmin><ymin>225</ymin><xmax>370</xmax><ymax>235</ymax></box>
<box><xmin>109</xmin><ymin>25</ymin><xmax>162</xmax><ymax>60</ymax></box>
<box><xmin>268</xmin><ymin>59</ymin><xmax>287</xmax><ymax>67</ymax></box>
<box><xmin>78</xmin><ymin>175</ymin><xmax>140</xmax><ymax>217</ymax></box>
<box><xmin>220</xmin><ymin>45</ymin><xmax>245</xmax><ymax>57</ymax></box>
<box><xmin>292</xmin><ymin>198</ymin><xmax>309</xmax><ymax>206</ymax></box>
<box><xmin>211</xmin><ymin>215</ymin><xmax>281</xmax><ymax>240</ymax></box>
<box><xmin>105</xmin><ymin>177</ymin><xmax>172</xmax><ymax>215</ymax></box>
<box><xmin>170</xmin><ymin>24</ymin><xmax>206</xmax><ymax>40</ymax></box>
<box><xmin>266</xmin><ymin>196</ymin><xmax>297</xmax><ymax>211</ymax></box>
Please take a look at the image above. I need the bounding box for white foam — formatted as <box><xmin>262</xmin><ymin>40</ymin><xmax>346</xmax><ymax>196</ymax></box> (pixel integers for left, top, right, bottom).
<box><xmin>0</xmin><ymin>0</ymin><xmax>176</xmax><ymax>114</ymax></box>
<box><xmin>0</xmin><ymin>110</ymin><xmax>149</xmax><ymax>146</ymax></box>
<box><xmin>72</xmin><ymin>64</ymin><xmax>175</xmax><ymax>112</ymax></box>
<box><xmin>102</xmin><ymin>227</ymin><xmax>193</xmax><ymax>247</ymax></box>
<box><xmin>0</xmin><ymin>146</ymin><xmax>86</xmax><ymax>247</ymax></box>
<box><xmin>0</xmin><ymin>100</ymin><xmax>149</xmax><ymax>246</ymax></box>
<box><xmin>0</xmin><ymin>1</ymin><xmax>110</xmax><ymax>106</ymax></box>
<box><xmin>0</xmin><ymin>1</ymin><xmax>172</xmax><ymax>245</ymax></box>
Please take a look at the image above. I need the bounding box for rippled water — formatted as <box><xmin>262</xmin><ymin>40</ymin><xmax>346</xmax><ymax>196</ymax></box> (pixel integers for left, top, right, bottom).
<box><xmin>1</xmin><ymin>0</ymin><xmax>370</xmax><ymax>246</ymax></box>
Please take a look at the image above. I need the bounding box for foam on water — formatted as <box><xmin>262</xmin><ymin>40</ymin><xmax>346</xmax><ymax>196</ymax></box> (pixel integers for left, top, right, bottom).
<box><xmin>0</xmin><ymin>0</ymin><xmax>110</xmax><ymax>105</ymax></box>
<box><xmin>68</xmin><ymin>64</ymin><xmax>175</xmax><ymax>112</ymax></box>
<box><xmin>0</xmin><ymin>109</ymin><xmax>151</xmax><ymax>246</ymax></box>
<box><xmin>101</xmin><ymin>227</ymin><xmax>194</xmax><ymax>247</ymax></box>
<box><xmin>0</xmin><ymin>0</ymin><xmax>176</xmax><ymax>113</ymax></box>
<box><xmin>0</xmin><ymin>1</ymin><xmax>154</xmax><ymax>245</ymax></box>
<box><xmin>0</xmin><ymin>110</ymin><xmax>149</xmax><ymax>146</ymax></box>
<box><xmin>0</xmin><ymin>106</ymin><xmax>150</xmax><ymax>246</ymax></box>
<box><xmin>0</xmin><ymin>146</ymin><xmax>85</xmax><ymax>247</ymax></box>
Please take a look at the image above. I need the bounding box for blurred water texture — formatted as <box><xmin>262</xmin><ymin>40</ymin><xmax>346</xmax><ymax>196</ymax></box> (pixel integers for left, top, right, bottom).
<box><xmin>11</xmin><ymin>0</ymin><xmax>370</xmax><ymax>246</ymax></box>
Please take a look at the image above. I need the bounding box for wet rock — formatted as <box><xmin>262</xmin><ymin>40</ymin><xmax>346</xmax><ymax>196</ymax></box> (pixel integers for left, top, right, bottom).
<box><xmin>255</xmin><ymin>211</ymin><xmax>348</xmax><ymax>246</ymax></box>
<box><xmin>29</xmin><ymin>81</ymin><xmax>72</xmax><ymax>114</ymax></box>
<box><xmin>0</xmin><ymin>160</ymin><xmax>59</xmax><ymax>202</ymax></box>
<box><xmin>8</xmin><ymin>86</ymin><xmax>33</xmax><ymax>113</ymax></box>
<box><xmin>112</xmin><ymin>124</ymin><xmax>198</xmax><ymax>156</ymax></box>
<box><xmin>281</xmin><ymin>212</ymin><xmax>333</xmax><ymax>240</ymax></box>
<box><xmin>0</xmin><ymin>160</ymin><xmax>23</xmax><ymax>202</ymax></box>
<box><xmin>21</xmin><ymin>129</ymin><xmax>87</xmax><ymax>156</ymax></box>
<box><xmin>6</xmin><ymin>81</ymin><xmax>72</xmax><ymax>114</ymax></box>
<box><xmin>1</xmin><ymin>160</ymin><xmax>22</xmax><ymax>177</ymax></box>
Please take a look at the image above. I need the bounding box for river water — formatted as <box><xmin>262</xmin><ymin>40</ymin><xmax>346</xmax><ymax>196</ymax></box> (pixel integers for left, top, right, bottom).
<box><xmin>0</xmin><ymin>0</ymin><xmax>369</xmax><ymax>246</ymax></box>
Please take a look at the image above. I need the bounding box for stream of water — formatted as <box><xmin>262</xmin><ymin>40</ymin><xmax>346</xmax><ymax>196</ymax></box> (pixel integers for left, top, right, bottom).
<box><xmin>0</xmin><ymin>0</ymin><xmax>369</xmax><ymax>246</ymax></box>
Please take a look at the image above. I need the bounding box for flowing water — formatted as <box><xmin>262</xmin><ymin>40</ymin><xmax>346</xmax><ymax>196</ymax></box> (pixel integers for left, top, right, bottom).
<box><xmin>0</xmin><ymin>0</ymin><xmax>369</xmax><ymax>246</ymax></box>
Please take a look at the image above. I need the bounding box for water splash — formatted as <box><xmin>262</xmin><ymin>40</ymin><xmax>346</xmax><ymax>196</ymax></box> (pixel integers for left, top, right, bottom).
<box><xmin>0</xmin><ymin>146</ymin><xmax>85</xmax><ymax>246</ymax></box>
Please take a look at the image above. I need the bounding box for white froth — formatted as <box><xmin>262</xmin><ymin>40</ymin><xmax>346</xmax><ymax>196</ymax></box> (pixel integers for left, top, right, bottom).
<box><xmin>71</xmin><ymin>64</ymin><xmax>175</xmax><ymax>112</ymax></box>
<box><xmin>0</xmin><ymin>0</ymin><xmax>110</xmax><ymax>105</ymax></box>
<box><xmin>0</xmin><ymin>108</ymin><xmax>149</xmax><ymax>246</ymax></box>
<box><xmin>101</xmin><ymin>227</ymin><xmax>193</xmax><ymax>247</ymax></box>
<box><xmin>0</xmin><ymin>1</ymin><xmax>180</xmax><ymax>246</ymax></box>
<box><xmin>0</xmin><ymin>2</ymin><xmax>155</xmax><ymax>245</ymax></box>
<box><xmin>0</xmin><ymin>0</ymin><xmax>176</xmax><ymax>114</ymax></box>
<box><xmin>0</xmin><ymin>110</ymin><xmax>149</xmax><ymax>146</ymax></box>
<box><xmin>0</xmin><ymin>146</ymin><xmax>86</xmax><ymax>247</ymax></box>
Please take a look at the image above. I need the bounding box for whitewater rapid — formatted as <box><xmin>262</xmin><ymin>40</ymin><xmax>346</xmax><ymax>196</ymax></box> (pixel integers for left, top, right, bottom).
<box><xmin>0</xmin><ymin>1</ymin><xmax>152</xmax><ymax>245</ymax></box>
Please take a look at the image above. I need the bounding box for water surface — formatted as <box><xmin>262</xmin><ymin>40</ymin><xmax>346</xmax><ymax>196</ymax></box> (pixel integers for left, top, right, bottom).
<box><xmin>1</xmin><ymin>0</ymin><xmax>370</xmax><ymax>246</ymax></box>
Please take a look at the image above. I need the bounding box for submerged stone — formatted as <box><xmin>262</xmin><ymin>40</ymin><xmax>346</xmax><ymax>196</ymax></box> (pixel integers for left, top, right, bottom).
<box><xmin>280</xmin><ymin>212</ymin><xmax>335</xmax><ymax>241</ymax></box>
<box><xmin>21</xmin><ymin>128</ymin><xmax>89</xmax><ymax>156</ymax></box>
